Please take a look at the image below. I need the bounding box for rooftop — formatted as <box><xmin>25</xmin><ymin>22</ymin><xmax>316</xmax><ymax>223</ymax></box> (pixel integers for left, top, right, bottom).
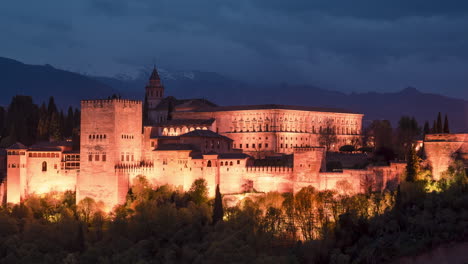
<box><xmin>155</xmin><ymin>143</ymin><xmax>199</xmax><ymax>151</ymax></box>
<box><xmin>180</xmin><ymin>130</ymin><xmax>233</xmax><ymax>141</ymax></box>
<box><xmin>159</xmin><ymin>118</ymin><xmax>215</xmax><ymax>127</ymax></box>
<box><xmin>190</xmin><ymin>104</ymin><xmax>360</xmax><ymax>114</ymax></box>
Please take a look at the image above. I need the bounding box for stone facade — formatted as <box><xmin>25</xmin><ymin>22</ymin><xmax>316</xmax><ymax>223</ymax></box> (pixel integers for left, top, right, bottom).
<box><xmin>3</xmin><ymin>67</ymin><xmax>410</xmax><ymax>210</ymax></box>
<box><xmin>424</xmin><ymin>133</ymin><xmax>468</xmax><ymax>180</ymax></box>
<box><xmin>5</xmin><ymin>142</ymin><xmax>78</xmax><ymax>204</ymax></box>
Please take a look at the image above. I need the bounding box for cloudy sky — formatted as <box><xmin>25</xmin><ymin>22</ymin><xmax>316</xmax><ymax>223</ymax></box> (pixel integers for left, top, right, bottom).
<box><xmin>1</xmin><ymin>1</ymin><xmax>468</xmax><ymax>98</ymax></box>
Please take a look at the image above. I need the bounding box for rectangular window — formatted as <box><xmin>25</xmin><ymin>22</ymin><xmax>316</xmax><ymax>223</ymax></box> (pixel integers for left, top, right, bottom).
<box><xmin>239</xmin><ymin>144</ymin><xmax>242</xmax><ymax>148</ymax></box>
<box><xmin>151</xmin><ymin>141</ymin><xmax>155</xmax><ymax>147</ymax></box>
<box><xmin>252</xmin><ymin>144</ymin><xmax>255</xmax><ymax>148</ymax></box>
<box><xmin>281</xmin><ymin>144</ymin><xmax>283</xmax><ymax>148</ymax></box>
<box><xmin>121</xmin><ymin>154</ymin><xmax>124</xmax><ymax>161</ymax></box>
<box><xmin>95</xmin><ymin>155</ymin><xmax>100</xmax><ymax>161</ymax></box>
<box><xmin>131</xmin><ymin>155</ymin><xmax>134</xmax><ymax>162</ymax></box>
<box><xmin>246</xmin><ymin>144</ymin><xmax>249</xmax><ymax>148</ymax></box>
<box><xmin>126</xmin><ymin>155</ymin><xmax>129</xmax><ymax>162</ymax></box>
<box><xmin>265</xmin><ymin>143</ymin><xmax>269</xmax><ymax>148</ymax></box>
<box><xmin>258</xmin><ymin>144</ymin><xmax>262</xmax><ymax>148</ymax></box>
<box><xmin>88</xmin><ymin>155</ymin><xmax>92</xmax><ymax>162</ymax></box>
<box><xmin>102</xmin><ymin>155</ymin><xmax>106</xmax><ymax>162</ymax></box>
<box><xmin>54</xmin><ymin>164</ymin><xmax>58</xmax><ymax>170</ymax></box>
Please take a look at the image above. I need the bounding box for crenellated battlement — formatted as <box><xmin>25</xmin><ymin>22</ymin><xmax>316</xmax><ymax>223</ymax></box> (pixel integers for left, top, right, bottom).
<box><xmin>81</xmin><ymin>99</ymin><xmax>142</xmax><ymax>108</ymax></box>
<box><xmin>115</xmin><ymin>161</ymin><xmax>154</xmax><ymax>172</ymax></box>
<box><xmin>293</xmin><ymin>146</ymin><xmax>325</xmax><ymax>152</ymax></box>
<box><xmin>246</xmin><ymin>166</ymin><xmax>293</xmax><ymax>173</ymax></box>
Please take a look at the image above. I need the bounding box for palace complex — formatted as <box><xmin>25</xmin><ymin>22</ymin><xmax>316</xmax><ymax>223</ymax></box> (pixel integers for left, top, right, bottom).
<box><xmin>2</xmin><ymin>68</ymin><xmax>467</xmax><ymax>210</ymax></box>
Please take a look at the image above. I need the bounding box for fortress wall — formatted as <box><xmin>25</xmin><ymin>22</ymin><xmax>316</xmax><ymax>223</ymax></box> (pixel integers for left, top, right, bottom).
<box><xmin>293</xmin><ymin>147</ymin><xmax>326</xmax><ymax>182</ymax></box>
<box><xmin>26</xmin><ymin>154</ymin><xmax>76</xmax><ymax>195</ymax></box>
<box><xmin>245</xmin><ymin>166</ymin><xmax>294</xmax><ymax>193</ymax></box>
<box><xmin>424</xmin><ymin>134</ymin><xmax>468</xmax><ymax>180</ymax></box>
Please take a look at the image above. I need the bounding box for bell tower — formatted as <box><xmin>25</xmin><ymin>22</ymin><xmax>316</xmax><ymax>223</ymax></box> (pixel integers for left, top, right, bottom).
<box><xmin>145</xmin><ymin>67</ymin><xmax>164</xmax><ymax>109</ymax></box>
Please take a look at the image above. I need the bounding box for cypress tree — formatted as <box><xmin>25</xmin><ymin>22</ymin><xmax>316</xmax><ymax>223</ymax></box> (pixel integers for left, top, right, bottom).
<box><xmin>405</xmin><ymin>146</ymin><xmax>419</xmax><ymax>182</ymax></box>
<box><xmin>49</xmin><ymin>112</ymin><xmax>62</xmax><ymax>142</ymax></box>
<box><xmin>65</xmin><ymin>107</ymin><xmax>74</xmax><ymax>138</ymax></box>
<box><xmin>73</xmin><ymin>109</ymin><xmax>81</xmax><ymax>128</ymax></box>
<box><xmin>436</xmin><ymin>112</ymin><xmax>443</xmax><ymax>133</ymax></box>
<box><xmin>47</xmin><ymin>96</ymin><xmax>58</xmax><ymax>116</ymax></box>
<box><xmin>212</xmin><ymin>184</ymin><xmax>224</xmax><ymax>225</ymax></box>
<box><xmin>443</xmin><ymin>114</ymin><xmax>450</xmax><ymax>134</ymax></box>
<box><xmin>423</xmin><ymin>121</ymin><xmax>430</xmax><ymax>135</ymax></box>
<box><xmin>37</xmin><ymin>103</ymin><xmax>49</xmax><ymax>140</ymax></box>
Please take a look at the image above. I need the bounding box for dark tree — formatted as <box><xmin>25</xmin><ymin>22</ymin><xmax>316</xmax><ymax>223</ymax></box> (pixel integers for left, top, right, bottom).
<box><xmin>5</xmin><ymin>95</ymin><xmax>39</xmax><ymax>146</ymax></box>
<box><xmin>339</xmin><ymin>145</ymin><xmax>355</xmax><ymax>153</ymax></box>
<box><xmin>49</xmin><ymin>112</ymin><xmax>62</xmax><ymax>142</ymax></box>
<box><xmin>405</xmin><ymin>146</ymin><xmax>419</xmax><ymax>182</ymax></box>
<box><xmin>65</xmin><ymin>107</ymin><xmax>75</xmax><ymax>138</ymax></box>
<box><xmin>212</xmin><ymin>184</ymin><xmax>224</xmax><ymax>225</ymax></box>
<box><xmin>436</xmin><ymin>112</ymin><xmax>443</xmax><ymax>133</ymax></box>
<box><xmin>396</xmin><ymin>116</ymin><xmax>420</xmax><ymax>160</ymax></box>
<box><xmin>431</xmin><ymin>120</ymin><xmax>437</xmax><ymax>134</ymax></box>
<box><xmin>188</xmin><ymin>178</ymin><xmax>208</xmax><ymax>205</ymax></box>
<box><xmin>365</xmin><ymin>120</ymin><xmax>393</xmax><ymax>149</ymax></box>
<box><xmin>443</xmin><ymin>114</ymin><xmax>450</xmax><ymax>134</ymax></box>
<box><xmin>423</xmin><ymin>121</ymin><xmax>430</xmax><ymax>135</ymax></box>
<box><xmin>73</xmin><ymin>109</ymin><xmax>81</xmax><ymax>128</ymax></box>
<box><xmin>47</xmin><ymin>96</ymin><xmax>58</xmax><ymax>116</ymax></box>
<box><xmin>37</xmin><ymin>103</ymin><xmax>49</xmax><ymax>140</ymax></box>
<box><xmin>318</xmin><ymin>119</ymin><xmax>338</xmax><ymax>151</ymax></box>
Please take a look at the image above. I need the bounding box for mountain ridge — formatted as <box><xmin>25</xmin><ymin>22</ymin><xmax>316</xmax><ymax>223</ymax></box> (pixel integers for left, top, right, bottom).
<box><xmin>0</xmin><ymin>57</ymin><xmax>466</xmax><ymax>131</ymax></box>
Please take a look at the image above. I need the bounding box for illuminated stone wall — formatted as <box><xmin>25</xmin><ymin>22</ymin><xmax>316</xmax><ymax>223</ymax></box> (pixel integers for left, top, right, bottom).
<box><xmin>78</xmin><ymin>99</ymin><xmax>142</xmax><ymax>210</ymax></box>
<box><xmin>424</xmin><ymin>134</ymin><xmax>468</xmax><ymax>180</ymax></box>
<box><xmin>173</xmin><ymin>108</ymin><xmax>362</xmax><ymax>156</ymax></box>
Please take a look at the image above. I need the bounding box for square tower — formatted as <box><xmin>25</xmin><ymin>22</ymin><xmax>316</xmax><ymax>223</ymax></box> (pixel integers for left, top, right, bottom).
<box><xmin>78</xmin><ymin>99</ymin><xmax>142</xmax><ymax>210</ymax></box>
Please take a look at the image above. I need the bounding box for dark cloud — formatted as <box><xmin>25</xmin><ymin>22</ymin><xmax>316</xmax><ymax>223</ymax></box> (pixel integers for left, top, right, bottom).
<box><xmin>1</xmin><ymin>0</ymin><xmax>468</xmax><ymax>98</ymax></box>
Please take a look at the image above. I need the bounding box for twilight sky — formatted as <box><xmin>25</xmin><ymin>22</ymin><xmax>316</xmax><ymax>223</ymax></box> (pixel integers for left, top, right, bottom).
<box><xmin>1</xmin><ymin>1</ymin><xmax>468</xmax><ymax>98</ymax></box>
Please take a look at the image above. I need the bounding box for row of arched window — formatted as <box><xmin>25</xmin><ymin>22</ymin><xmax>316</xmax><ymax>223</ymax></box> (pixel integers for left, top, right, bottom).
<box><xmin>235</xmin><ymin>143</ymin><xmax>269</xmax><ymax>149</ymax></box>
<box><xmin>220</xmin><ymin>161</ymin><xmax>240</xmax><ymax>166</ymax></box>
<box><xmin>89</xmin><ymin>134</ymin><xmax>106</xmax><ymax>140</ymax></box>
<box><xmin>29</xmin><ymin>153</ymin><xmax>59</xmax><ymax>158</ymax></box>
<box><xmin>7</xmin><ymin>163</ymin><xmax>25</xmax><ymax>168</ymax></box>
<box><xmin>122</xmin><ymin>134</ymin><xmax>134</xmax><ymax>139</ymax></box>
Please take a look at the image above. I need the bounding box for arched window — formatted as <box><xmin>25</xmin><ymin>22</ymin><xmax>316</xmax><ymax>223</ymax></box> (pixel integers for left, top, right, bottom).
<box><xmin>207</xmin><ymin>160</ymin><xmax>212</xmax><ymax>167</ymax></box>
<box><xmin>230</xmin><ymin>161</ymin><xmax>234</xmax><ymax>166</ymax></box>
<box><xmin>220</xmin><ymin>162</ymin><xmax>224</xmax><ymax>166</ymax></box>
<box><xmin>42</xmin><ymin>161</ymin><xmax>47</xmax><ymax>172</ymax></box>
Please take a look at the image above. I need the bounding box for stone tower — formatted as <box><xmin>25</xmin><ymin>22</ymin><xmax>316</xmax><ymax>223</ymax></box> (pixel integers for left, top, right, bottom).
<box><xmin>6</xmin><ymin>143</ymin><xmax>28</xmax><ymax>204</ymax></box>
<box><xmin>146</xmin><ymin>67</ymin><xmax>164</xmax><ymax>124</ymax></box>
<box><xmin>78</xmin><ymin>99</ymin><xmax>142</xmax><ymax>210</ymax></box>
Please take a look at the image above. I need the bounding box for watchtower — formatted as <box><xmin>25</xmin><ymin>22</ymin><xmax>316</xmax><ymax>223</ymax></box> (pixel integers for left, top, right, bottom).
<box><xmin>78</xmin><ymin>99</ymin><xmax>142</xmax><ymax>209</ymax></box>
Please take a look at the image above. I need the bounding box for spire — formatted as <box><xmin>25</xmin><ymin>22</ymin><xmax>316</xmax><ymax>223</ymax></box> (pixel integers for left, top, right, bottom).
<box><xmin>149</xmin><ymin>66</ymin><xmax>160</xmax><ymax>81</ymax></box>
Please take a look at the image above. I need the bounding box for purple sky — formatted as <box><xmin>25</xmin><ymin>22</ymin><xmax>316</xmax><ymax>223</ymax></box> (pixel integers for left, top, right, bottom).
<box><xmin>1</xmin><ymin>1</ymin><xmax>468</xmax><ymax>98</ymax></box>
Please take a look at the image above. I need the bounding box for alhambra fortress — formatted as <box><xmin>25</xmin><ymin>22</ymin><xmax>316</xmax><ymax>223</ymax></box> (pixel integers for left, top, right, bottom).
<box><xmin>1</xmin><ymin>68</ymin><xmax>467</xmax><ymax>210</ymax></box>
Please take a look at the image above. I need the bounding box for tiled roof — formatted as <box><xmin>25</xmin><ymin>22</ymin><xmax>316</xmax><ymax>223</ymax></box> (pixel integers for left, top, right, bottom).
<box><xmin>159</xmin><ymin>118</ymin><xmax>215</xmax><ymax>127</ymax></box>
<box><xmin>180</xmin><ymin>130</ymin><xmax>233</xmax><ymax>141</ymax></box>
<box><xmin>190</xmin><ymin>104</ymin><xmax>359</xmax><ymax>114</ymax></box>
<box><xmin>7</xmin><ymin>142</ymin><xmax>27</xmax><ymax>150</ymax></box>
<box><xmin>155</xmin><ymin>96</ymin><xmax>217</xmax><ymax>111</ymax></box>
<box><xmin>218</xmin><ymin>153</ymin><xmax>251</xmax><ymax>159</ymax></box>
<box><xmin>155</xmin><ymin>144</ymin><xmax>199</xmax><ymax>151</ymax></box>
